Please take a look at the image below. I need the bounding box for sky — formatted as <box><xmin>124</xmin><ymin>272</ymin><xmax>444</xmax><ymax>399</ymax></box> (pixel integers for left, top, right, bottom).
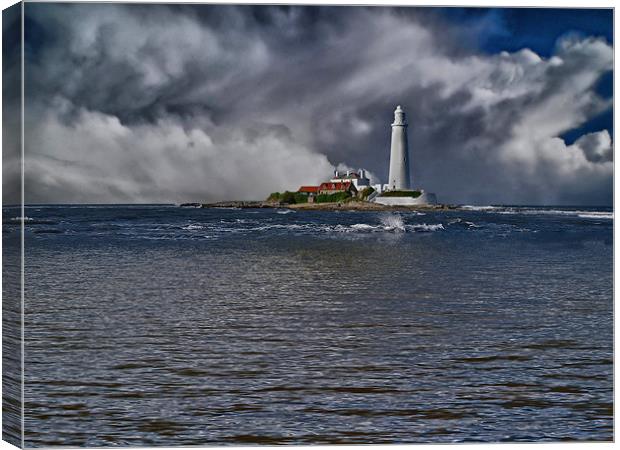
<box><xmin>2</xmin><ymin>4</ymin><xmax>614</xmax><ymax>205</ymax></box>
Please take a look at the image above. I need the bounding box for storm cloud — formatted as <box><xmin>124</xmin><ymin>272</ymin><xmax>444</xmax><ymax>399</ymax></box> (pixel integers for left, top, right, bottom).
<box><xmin>7</xmin><ymin>4</ymin><xmax>613</xmax><ymax>204</ymax></box>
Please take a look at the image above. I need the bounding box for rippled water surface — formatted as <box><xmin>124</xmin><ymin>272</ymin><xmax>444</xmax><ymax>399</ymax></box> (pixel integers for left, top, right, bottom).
<box><xmin>5</xmin><ymin>204</ymin><xmax>613</xmax><ymax>446</ymax></box>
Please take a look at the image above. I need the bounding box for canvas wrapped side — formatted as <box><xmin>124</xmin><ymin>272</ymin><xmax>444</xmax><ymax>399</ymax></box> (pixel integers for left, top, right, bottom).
<box><xmin>3</xmin><ymin>2</ymin><xmax>24</xmax><ymax>448</ymax></box>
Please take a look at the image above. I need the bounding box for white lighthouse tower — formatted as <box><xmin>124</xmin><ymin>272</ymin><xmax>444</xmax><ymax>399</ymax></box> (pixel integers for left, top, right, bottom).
<box><xmin>371</xmin><ymin>105</ymin><xmax>437</xmax><ymax>205</ymax></box>
<box><xmin>387</xmin><ymin>105</ymin><xmax>411</xmax><ymax>190</ymax></box>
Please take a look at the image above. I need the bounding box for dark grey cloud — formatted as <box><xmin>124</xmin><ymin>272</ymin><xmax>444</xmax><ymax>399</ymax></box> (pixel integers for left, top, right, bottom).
<box><xmin>3</xmin><ymin>3</ymin><xmax>22</xmax><ymax>206</ymax></box>
<box><xmin>10</xmin><ymin>4</ymin><xmax>613</xmax><ymax>205</ymax></box>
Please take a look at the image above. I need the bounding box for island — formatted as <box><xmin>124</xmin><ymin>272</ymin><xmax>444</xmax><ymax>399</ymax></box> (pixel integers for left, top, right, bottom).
<box><xmin>186</xmin><ymin>105</ymin><xmax>444</xmax><ymax>211</ymax></box>
<box><xmin>195</xmin><ymin>199</ymin><xmax>455</xmax><ymax>211</ymax></box>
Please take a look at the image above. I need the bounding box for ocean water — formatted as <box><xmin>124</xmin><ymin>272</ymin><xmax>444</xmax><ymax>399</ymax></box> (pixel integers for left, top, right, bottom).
<box><xmin>3</xmin><ymin>204</ymin><xmax>613</xmax><ymax>446</ymax></box>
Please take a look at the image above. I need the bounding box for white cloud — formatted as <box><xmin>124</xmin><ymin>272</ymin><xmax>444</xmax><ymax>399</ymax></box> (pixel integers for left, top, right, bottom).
<box><xmin>25</xmin><ymin>99</ymin><xmax>333</xmax><ymax>203</ymax></box>
<box><xmin>573</xmin><ymin>130</ymin><xmax>613</xmax><ymax>163</ymax></box>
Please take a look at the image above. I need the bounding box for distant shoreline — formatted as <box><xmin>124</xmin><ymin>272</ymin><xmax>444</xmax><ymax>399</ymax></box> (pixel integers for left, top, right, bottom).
<box><xmin>190</xmin><ymin>200</ymin><xmax>457</xmax><ymax>211</ymax></box>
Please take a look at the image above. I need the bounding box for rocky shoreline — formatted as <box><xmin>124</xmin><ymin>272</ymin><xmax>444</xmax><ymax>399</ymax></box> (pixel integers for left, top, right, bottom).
<box><xmin>189</xmin><ymin>200</ymin><xmax>457</xmax><ymax>211</ymax></box>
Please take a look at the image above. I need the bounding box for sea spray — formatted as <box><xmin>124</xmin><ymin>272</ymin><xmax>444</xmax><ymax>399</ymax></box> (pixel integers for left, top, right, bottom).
<box><xmin>379</xmin><ymin>214</ymin><xmax>406</xmax><ymax>232</ymax></box>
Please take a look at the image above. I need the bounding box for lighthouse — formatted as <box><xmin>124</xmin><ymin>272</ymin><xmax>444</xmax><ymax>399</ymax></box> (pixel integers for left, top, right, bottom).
<box><xmin>387</xmin><ymin>105</ymin><xmax>411</xmax><ymax>190</ymax></box>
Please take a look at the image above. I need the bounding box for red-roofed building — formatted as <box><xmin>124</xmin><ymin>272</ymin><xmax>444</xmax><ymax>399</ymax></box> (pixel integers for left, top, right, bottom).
<box><xmin>298</xmin><ymin>186</ymin><xmax>319</xmax><ymax>194</ymax></box>
<box><xmin>318</xmin><ymin>181</ymin><xmax>357</xmax><ymax>195</ymax></box>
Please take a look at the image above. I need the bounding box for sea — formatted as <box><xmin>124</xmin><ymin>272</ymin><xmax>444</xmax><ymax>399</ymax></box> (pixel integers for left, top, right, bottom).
<box><xmin>2</xmin><ymin>204</ymin><xmax>613</xmax><ymax>446</ymax></box>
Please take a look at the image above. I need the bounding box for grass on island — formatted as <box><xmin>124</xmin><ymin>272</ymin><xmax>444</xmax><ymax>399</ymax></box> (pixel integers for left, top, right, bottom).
<box><xmin>379</xmin><ymin>190</ymin><xmax>422</xmax><ymax>198</ymax></box>
<box><xmin>315</xmin><ymin>192</ymin><xmax>351</xmax><ymax>203</ymax></box>
<box><xmin>267</xmin><ymin>191</ymin><xmax>309</xmax><ymax>204</ymax></box>
<box><xmin>267</xmin><ymin>191</ymin><xmax>353</xmax><ymax>204</ymax></box>
<box><xmin>267</xmin><ymin>187</ymin><xmax>420</xmax><ymax>204</ymax></box>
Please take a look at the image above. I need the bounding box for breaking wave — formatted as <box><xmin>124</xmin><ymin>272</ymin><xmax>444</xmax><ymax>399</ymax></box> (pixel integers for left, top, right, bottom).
<box><xmin>350</xmin><ymin>223</ymin><xmax>376</xmax><ymax>231</ymax></box>
<box><xmin>461</xmin><ymin>205</ymin><xmax>500</xmax><ymax>211</ymax></box>
<box><xmin>6</xmin><ymin>216</ymin><xmax>34</xmax><ymax>223</ymax></box>
<box><xmin>180</xmin><ymin>218</ymin><xmax>445</xmax><ymax>235</ymax></box>
<box><xmin>577</xmin><ymin>212</ymin><xmax>613</xmax><ymax>220</ymax></box>
<box><xmin>461</xmin><ymin>206</ymin><xmax>612</xmax><ymax>220</ymax></box>
<box><xmin>336</xmin><ymin>221</ymin><xmax>444</xmax><ymax>233</ymax></box>
<box><xmin>410</xmin><ymin>223</ymin><xmax>444</xmax><ymax>232</ymax></box>
<box><xmin>449</xmin><ymin>218</ymin><xmax>481</xmax><ymax>228</ymax></box>
<box><xmin>5</xmin><ymin>216</ymin><xmax>58</xmax><ymax>225</ymax></box>
<box><xmin>182</xmin><ymin>224</ymin><xmax>205</xmax><ymax>231</ymax></box>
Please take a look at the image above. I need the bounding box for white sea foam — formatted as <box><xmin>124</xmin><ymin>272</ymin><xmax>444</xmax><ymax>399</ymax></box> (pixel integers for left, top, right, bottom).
<box><xmin>210</xmin><ymin>217</ymin><xmax>445</xmax><ymax>235</ymax></box>
<box><xmin>349</xmin><ymin>220</ymin><xmax>444</xmax><ymax>233</ymax></box>
<box><xmin>249</xmin><ymin>224</ymin><xmax>307</xmax><ymax>232</ymax></box>
<box><xmin>514</xmin><ymin>209</ymin><xmax>613</xmax><ymax>219</ymax></box>
<box><xmin>409</xmin><ymin>223</ymin><xmax>444</xmax><ymax>232</ymax></box>
<box><xmin>183</xmin><ymin>224</ymin><xmax>204</xmax><ymax>230</ymax></box>
<box><xmin>578</xmin><ymin>213</ymin><xmax>613</xmax><ymax>220</ymax></box>
<box><xmin>276</xmin><ymin>209</ymin><xmax>295</xmax><ymax>214</ymax></box>
<box><xmin>461</xmin><ymin>205</ymin><xmax>499</xmax><ymax>211</ymax></box>
<box><xmin>462</xmin><ymin>205</ymin><xmax>612</xmax><ymax>220</ymax></box>
<box><xmin>350</xmin><ymin>223</ymin><xmax>377</xmax><ymax>231</ymax></box>
<box><xmin>449</xmin><ymin>218</ymin><xmax>480</xmax><ymax>228</ymax></box>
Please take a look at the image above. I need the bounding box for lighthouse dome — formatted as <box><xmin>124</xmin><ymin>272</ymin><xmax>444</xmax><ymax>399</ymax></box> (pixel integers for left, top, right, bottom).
<box><xmin>392</xmin><ymin>104</ymin><xmax>407</xmax><ymax>126</ymax></box>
